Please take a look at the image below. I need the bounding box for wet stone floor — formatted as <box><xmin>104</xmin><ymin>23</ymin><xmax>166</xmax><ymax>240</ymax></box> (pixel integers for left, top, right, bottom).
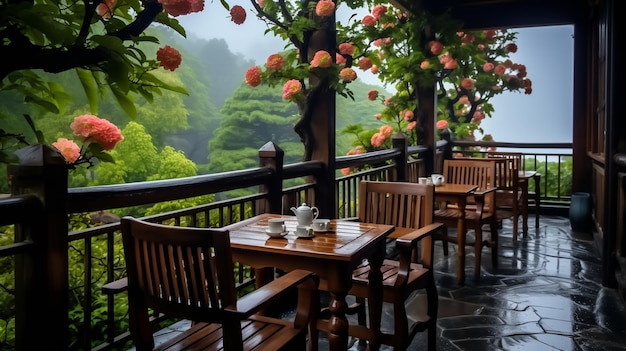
<box><xmin>149</xmin><ymin>215</ymin><xmax>626</xmax><ymax>351</ymax></box>
<box><xmin>320</xmin><ymin>215</ymin><xmax>626</xmax><ymax>351</ymax></box>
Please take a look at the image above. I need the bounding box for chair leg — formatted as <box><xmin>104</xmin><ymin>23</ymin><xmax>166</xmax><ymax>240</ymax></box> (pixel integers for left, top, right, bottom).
<box><xmin>426</xmin><ymin>276</ymin><xmax>438</xmax><ymax>351</ymax></box>
<box><xmin>490</xmin><ymin>219</ymin><xmax>498</xmax><ymax>268</ymax></box>
<box><xmin>473</xmin><ymin>226</ymin><xmax>483</xmax><ymax>279</ymax></box>
<box><xmin>393</xmin><ymin>295</ymin><xmax>409</xmax><ymax>350</ymax></box>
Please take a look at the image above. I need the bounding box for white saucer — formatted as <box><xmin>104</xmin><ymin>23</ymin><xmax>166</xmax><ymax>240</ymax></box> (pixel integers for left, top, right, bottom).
<box><xmin>265</xmin><ymin>229</ymin><xmax>288</xmax><ymax>238</ymax></box>
<box><xmin>295</xmin><ymin>234</ymin><xmax>314</xmax><ymax>239</ymax></box>
<box><xmin>312</xmin><ymin>229</ymin><xmax>329</xmax><ymax>233</ymax></box>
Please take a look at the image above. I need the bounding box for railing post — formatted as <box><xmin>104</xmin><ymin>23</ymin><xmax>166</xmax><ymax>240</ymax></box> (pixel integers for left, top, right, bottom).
<box><xmin>440</xmin><ymin>128</ymin><xmax>454</xmax><ymax>159</ymax></box>
<box><xmin>259</xmin><ymin>142</ymin><xmax>284</xmax><ymax>215</ymax></box>
<box><xmin>8</xmin><ymin>144</ymin><xmax>69</xmax><ymax>350</ymax></box>
<box><xmin>392</xmin><ymin>132</ymin><xmax>408</xmax><ymax>181</ymax></box>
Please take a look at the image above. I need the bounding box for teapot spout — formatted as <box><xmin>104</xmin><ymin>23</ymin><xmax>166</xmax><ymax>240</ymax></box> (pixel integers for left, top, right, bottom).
<box><xmin>290</xmin><ymin>207</ymin><xmax>297</xmax><ymax>215</ymax></box>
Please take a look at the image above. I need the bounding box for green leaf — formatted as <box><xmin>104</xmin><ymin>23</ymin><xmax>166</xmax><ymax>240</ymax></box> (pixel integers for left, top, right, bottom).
<box><xmin>75</xmin><ymin>68</ymin><xmax>99</xmax><ymax>114</ymax></box>
<box><xmin>110</xmin><ymin>85</ymin><xmax>137</xmax><ymax>119</ymax></box>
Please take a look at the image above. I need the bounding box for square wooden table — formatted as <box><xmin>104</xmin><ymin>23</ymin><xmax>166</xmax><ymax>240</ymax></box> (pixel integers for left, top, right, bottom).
<box><xmin>225</xmin><ymin>213</ymin><xmax>394</xmax><ymax>351</ymax></box>
<box><xmin>434</xmin><ymin>183</ymin><xmax>479</xmax><ymax>284</ymax></box>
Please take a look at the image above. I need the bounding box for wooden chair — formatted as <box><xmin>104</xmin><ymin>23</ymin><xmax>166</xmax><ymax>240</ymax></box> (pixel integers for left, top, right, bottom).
<box><xmin>434</xmin><ymin>159</ymin><xmax>498</xmax><ymax>280</ymax></box>
<box><xmin>120</xmin><ymin>216</ymin><xmax>319</xmax><ymax>351</ymax></box>
<box><xmin>326</xmin><ymin>181</ymin><xmax>444</xmax><ymax>350</ymax></box>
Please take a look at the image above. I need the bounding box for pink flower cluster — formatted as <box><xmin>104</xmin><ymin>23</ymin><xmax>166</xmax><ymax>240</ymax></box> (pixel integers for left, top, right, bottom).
<box><xmin>282</xmin><ymin>79</ymin><xmax>302</xmax><ymax>100</ymax></box>
<box><xmin>230</xmin><ymin>5</ymin><xmax>246</xmax><ymax>24</ymax></box>
<box><xmin>371</xmin><ymin>125</ymin><xmax>393</xmax><ymax>147</ymax></box>
<box><xmin>339</xmin><ymin>67</ymin><xmax>357</xmax><ymax>82</ymax></box>
<box><xmin>315</xmin><ymin>0</ymin><xmax>335</xmax><ymax>17</ymax></box>
<box><xmin>158</xmin><ymin>0</ymin><xmax>203</xmax><ymax>17</ymax></box>
<box><xmin>53</xmin><ymin>115</ymin><xmax>123</xmax><ymax>165</ymax></box>
<box><xmin>70</xmin><ymin>114</ymin><xmax>124</xmax><ymax>150</ymax></box>
<box><xmin>245</xmin><ymin>66</ymin><xmax>262</xmax><ymax>87</ymax></box>
<box><xmin>96</xmin><ymin>0</ymin><xmax>116</xmax><ymax>19</ymax></box>
<box><xmin>157</xmin><ymin>45</ymin><xmax>182</xmax><ymax>71</ymax></box>
<box><xmin>266</xmin><ymin>54</ymin><xmax>284</xmax><ymax>71</ymax></box>
<box><xmin>436</xmin><ymin>120</ymin><xmax>449</xmax><ymax>129</ymax></box>
<box><xmin>52</xmin><ymin>138</ymin><xmax>81</xmax><ymax>163</ymax></box>
<box><xmin>310</xmin><ymin>50</ymin><xmax>333</xmax><ymax>68</ymax></box>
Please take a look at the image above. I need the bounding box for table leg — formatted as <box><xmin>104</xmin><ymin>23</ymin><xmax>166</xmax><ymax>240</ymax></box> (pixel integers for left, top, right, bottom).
<box><xmin>324</xmin><ymin>271</ymin><xmax>352</xmax><ymax>351</ymax></box>
<box><xmin>365</xmin><ymin>245</ymin><xmax>384</xmax><ymax>351</ymax></box>
<box><xmin>521</xmin><ymin>179</ymin><xmax>529</xmax><ymax>239</ymax></box>
<box><xmin>456</xmin><ymin>199</ymin><xmax>467</xmax><ymax>285</ymax></box>
<box><xmin>534</xmin><ymin>174</ymin><xmax>541</xmax><ymax>229</ymax></box>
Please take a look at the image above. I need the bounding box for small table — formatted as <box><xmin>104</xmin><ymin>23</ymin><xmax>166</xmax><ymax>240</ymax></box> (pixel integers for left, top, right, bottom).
<box><xmin>434</xmin><ymin>183</ymin><xmax>479</xmax><ymax>284</ymax></box>
<box><xmin>225</xmin><ymin>213</ymin><xmax>394</xmax><ymax>351</ymax></box>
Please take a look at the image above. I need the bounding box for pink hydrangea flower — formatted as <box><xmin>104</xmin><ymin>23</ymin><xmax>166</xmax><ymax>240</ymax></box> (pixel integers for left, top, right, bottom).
<box><xmin>436</xmin><ymin>120</ymin><xmax>449</xmax><ymax>129</ymax></box>
<box><xmin>52</xmin><ymin>138</ymin><xmax>81</xmax><ymax>163</ymax></box>
<box><xmin>335</xmin><ymin>53</ymin><xmax>346</xmax><ymax>65</ymax></box>
<box><xmin>494</xmin><ymin>64</ymin><xmax>506</xmax><ymax>75</ymax></box>
<box><xmin>505</xmin><ymin>43</ymin><xmax>518</xmax><ymax>53</ymax></box>
<box><xmin>70</xmin><ymin>115</ymin><xmax>123</xmax><ymax>150</ymax></box>
<box><xmin>340</xmin><ymin>168</ymin><xmax>351</xmax><ymax>176</ymax></box>
<box><xmin>472</xmin><ymin>111</ymin><xmax>486</xmax><ymax>123</ymax></box>
<box><xmin>230</xmin><ymin>5</ymin><xmax>246</xmax><ymax>24</ymax></box>
<box><xmin>371</xmin><ymin>132</ymin><xmax>385</xmax><ymax>147</ymax></box>
<box><xmin>367</xmin><ymin>90</ymin><xmax>378</xmax><ymax>101</ymax></box>
<box><xmin>266</xmin><ymin>54</ymin><xmax>284</xmax><ymax>71</ymax></box>
<box><xmin>403</xmin><ymin>110</ymin><xmax>414</xmax><ymax>121</ymax></box>
<box><xmin>372</xmin><ymin>4</ymin><xmax>387</xmax><ymax>18</ymax></box>
<box><xmin>282</xmin><ymin>79</ymin><xmax>302</xmax><ymax>100</ymax></box>
<box><xmin>158</xmin><ymin>0</ymin><xmax>204</xmax><ymax>17</ymax></box>
<box><xmin>338</xmin><ymin>43</ymin><xmax>355</xmax><ymax>56</ymax></box>
<box><xmin>407</xmin><ymin>121</ymin><xmax>417</xmax><ymax>130</ymax></box>
<box><xmin>315</xmin><ymin>0</ymin><xmax>335</xmax><ymax>17</ymax></box>
<box><xmin>245</xmin><ymin>66</ymin><xmax>262</xmax><ymax>87</ymax></box>
<box><xmin>461</xmin><ymin>77</ymin><xmax>475</xmax><ymax>90</ymax></box>
<box><xmin>339</xmin><ymin>67</ymin><xmax>357</xmax><ymax>82</ymax></box>
<box><xmin>429</xmin><ymin>41</ymin><xmax>443</xmax><ymax>55</ymax></box>
<box><xmin>420</xmin><ymin>60</ymin><xmax>430</xmax><ymax>70</ymax></box>
<box><xmin>483</xmin><ymin>62</ymin><xmax>494</xmax><ymax>72</ymax></box>
<box><xmin>370</xmin><ymin>65</ymin><xmax>379</xmax><ymax>74</ymax></box>
<box><xmin>362</xmin><ymin>15</ymin><xmax>377</xmax><ymax>26</ymax></box>
<box><xmin>357</xmin><ymin>57</ymin><xmax>372</xmax><ymax>70</ymax></box>
<box><xmin>96</xmin><ymin>0</ymin><xmax>116</xmax><ymax>19</ymax></box>
<box><xmin>379</xmin><ymin>125</ymin><xmax>393</xmax><ymax>138</ymax></box>
<box><xmin>156</xmin><ymin>46</ymin><xmax>182</xmax><ymax>71</ymax></box>
<box><xmin>374</xmin><ymin>113</ymin><xmax>382</xmax><ymax>120</ymax></box>
<box><xmin>440</xmin><ymin>55</ymin><xmax>457</xmax><ymax>69</ymax></box>
<box><xmin>310</xmin><ymin>50</ymin><xmax>333</xmax><ymax>68</ymax></box>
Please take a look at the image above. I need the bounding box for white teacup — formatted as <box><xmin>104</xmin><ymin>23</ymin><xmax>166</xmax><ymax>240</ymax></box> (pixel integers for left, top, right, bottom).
<box><xmin>431</xmin><ymin>174</ymin><xmax>445</xmax><ymax>186</ymax></box>
<box><xmin>311</xmin><ymin>219</ymin><xmax>330</xmax><ymax>232</ymax></box>
<box><xmin>418</xmin><ymin>177</ymin><xmax>428</xmax><ymax>185</ymax></box>
<box><xmin>295</xmin><ymin>225</ymin><xmax>314</xmax><ymax>238</ymax></box>
<box><xmin>267</xmin><ymin>218</ymin><xmax>286</xmax><ymax>233</ymax></box>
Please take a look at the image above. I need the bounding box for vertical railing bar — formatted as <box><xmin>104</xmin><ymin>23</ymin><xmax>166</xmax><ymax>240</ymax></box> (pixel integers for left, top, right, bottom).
<box><xmin>83</xmin><ymin>235</ymin><xmax>93</xmax><ymax>351</ymax></box>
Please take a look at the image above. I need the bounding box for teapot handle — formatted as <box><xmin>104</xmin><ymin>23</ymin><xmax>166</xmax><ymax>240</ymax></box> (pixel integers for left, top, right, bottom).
<box><xmin>311</xmin><ymin>206</ymin><xmax>319</xmax><ymax>220</ymax></box>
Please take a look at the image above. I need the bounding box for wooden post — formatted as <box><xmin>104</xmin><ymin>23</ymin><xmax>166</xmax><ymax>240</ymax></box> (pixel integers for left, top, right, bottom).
<box><xmin>308</xmin><ymin>24</ymin><xmax>337</xmax><ymax>219</ymax></box>
<box><xmin>259</xmin><ymin>142</ymin><xmax>284</xmax><ymax>215</ymax></box>
<box><xmin>392</xmin><ymin>133</ymin><xmax>408</xmax><ymax>181</ymax></box>
<box><xmin>8</xmin><ymin>144</ymin><xmax>69</xmax><ymax>350</ymax></box>
<box><xmin>416</xmin><ymin>85</ymin><xmax>437</xmax><ymax>176</ymax></box>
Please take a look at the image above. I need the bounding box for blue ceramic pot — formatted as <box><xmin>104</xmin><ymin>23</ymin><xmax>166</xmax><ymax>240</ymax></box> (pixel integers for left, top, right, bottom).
<box><xmin>569</xmin><ymin>192</ymin><xmax>592</xmax><ymax>232</ymax></box>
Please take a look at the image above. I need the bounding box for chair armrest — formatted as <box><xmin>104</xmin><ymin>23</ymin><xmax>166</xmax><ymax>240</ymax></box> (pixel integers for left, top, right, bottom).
<box><xmin>473</xmin><ymin>186</ymin><xmax>497</xmax><ymax>196</ymax></box>
<box><xmin>225</xmin><ymin>269</ymin><xmax>318</xmax><ymax>319</ymax></box>
<box><xmin>394</xmin><ymin>223</ymin><xmax>446</xmax><ymax>284</ymax></box>
<box><xmin>102</xmin><ymin>277</ymin><xmax>128</xmax><ymax>295</ymax></box>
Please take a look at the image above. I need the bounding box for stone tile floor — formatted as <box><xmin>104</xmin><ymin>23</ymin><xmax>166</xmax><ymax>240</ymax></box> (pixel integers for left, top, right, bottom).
<box><xmin>315</xmin><ymin>215</ymin><xmax>626</xmax><ymax>351</ymax></box>
<box><xmin>149</xmin><ymin>215</ymin><xmax>626</xmax><ymax>351</ymax></box>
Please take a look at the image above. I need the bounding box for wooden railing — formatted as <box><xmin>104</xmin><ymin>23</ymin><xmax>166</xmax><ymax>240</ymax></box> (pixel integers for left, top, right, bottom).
<box><xmin>0</xmin><ymin>138</ymin><xmax>586</xmax><ymax>351</ymax></box>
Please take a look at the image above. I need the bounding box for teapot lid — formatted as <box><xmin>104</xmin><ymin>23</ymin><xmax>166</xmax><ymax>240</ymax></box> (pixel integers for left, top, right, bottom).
<box><xmin>297</xmin><ymin>203</ymin><xmax>310</xmax><ymax>209</ymax></box>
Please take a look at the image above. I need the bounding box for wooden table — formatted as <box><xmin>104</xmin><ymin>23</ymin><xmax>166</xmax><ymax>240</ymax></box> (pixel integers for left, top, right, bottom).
<box><xmin>225</xmin><ymin>213</ymin><xmax>394</xmax><ymax>351</ymax></box>
<box><xmin>434</xmin><ymin>183</ymin><xmax>478</xmax><ymax>284</ymax></box>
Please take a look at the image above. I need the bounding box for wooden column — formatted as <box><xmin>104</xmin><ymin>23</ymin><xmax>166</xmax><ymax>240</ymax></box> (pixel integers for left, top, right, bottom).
<box><xmin>308</xmin><ymin>19</ymin><xmax>337</xmax><ymax>219</ymax></box>
<box><xmin>417</xmin><ymin>85</ymin><xmax>437</xmax><ymax>175</ymax></box>
<box><xmin>8</xmin><ymin>144</ymin><xmax>69</xmax><ymax>350</ymax></box>
<box><xmin>259</xmin><ymin>142</ymin><xmax>284</xmax><ymax>215</ymax></box>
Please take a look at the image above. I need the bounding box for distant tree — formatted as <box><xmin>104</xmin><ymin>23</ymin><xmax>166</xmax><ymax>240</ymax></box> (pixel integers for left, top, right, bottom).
<box><xmin>207</xmin><ymin>84</ymin><xmax>302</xmax><ymax>173</ymax></box>
<box><xmin>148</xmin><ymin>146</ymin><xmax>197</xmax><ymax>180</ymax></box>
<box><xmin>110</xmin><ymin>122</ymin><xmax>160</xmax><ymax>183</ymax></box>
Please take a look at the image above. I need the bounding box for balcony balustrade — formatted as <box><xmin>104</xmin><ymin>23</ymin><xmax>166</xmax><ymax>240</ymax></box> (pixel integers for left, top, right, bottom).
<box><xmin>1</xmin><ymin>138</ymin><xmax>622</xmax><ymax>351</ymax></box>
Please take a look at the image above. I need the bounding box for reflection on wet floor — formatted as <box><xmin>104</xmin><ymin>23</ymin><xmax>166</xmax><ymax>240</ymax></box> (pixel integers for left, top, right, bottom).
<box><xmin>317</xmin><ymin>215</ymin><xmax>626</xmax><ymax>351</ymax></box>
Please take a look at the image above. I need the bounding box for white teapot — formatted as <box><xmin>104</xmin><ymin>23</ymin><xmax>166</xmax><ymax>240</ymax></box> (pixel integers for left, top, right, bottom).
<box><xmin>290</xmin><ymin>203</ymin><xmax>319</xmax><ymax>226</ymax></box>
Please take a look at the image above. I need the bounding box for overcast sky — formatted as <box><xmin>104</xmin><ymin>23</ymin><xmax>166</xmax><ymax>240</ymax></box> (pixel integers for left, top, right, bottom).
<box><xmin>178</xmin><ymin>7</ymin><xmax>574</xmax><ymax>145</ymax></box>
